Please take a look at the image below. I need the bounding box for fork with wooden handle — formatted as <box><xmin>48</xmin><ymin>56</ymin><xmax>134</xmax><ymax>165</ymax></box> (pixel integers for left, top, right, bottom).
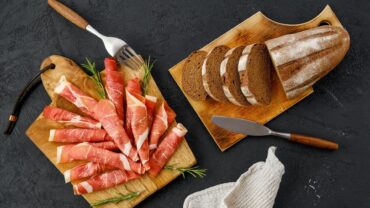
<box><xmin>47</xmin><ymin>0</ymin><xmax>143</xmax><ymax>70</ymax></box>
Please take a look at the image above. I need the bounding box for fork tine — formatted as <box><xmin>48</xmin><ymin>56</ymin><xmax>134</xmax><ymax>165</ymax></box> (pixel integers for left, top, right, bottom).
<box><xmin>126</xmin><ymin>46</ymin><xmax>144</xmax><ymax>65</ymax></box>
<box><xmin>119</xmin><ymin>53</ymin><xmax>141</xmax><ymax>70</ymax></box>
<box><xmin>122</xmin><ymin>49</ymin><xmax>142</xmax><ymax>68</ymax></box>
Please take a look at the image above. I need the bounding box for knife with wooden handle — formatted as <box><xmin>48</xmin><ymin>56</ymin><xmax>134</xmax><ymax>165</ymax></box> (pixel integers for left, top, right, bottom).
<box><xmin>212</xmin><ymin>116</ymin><xmax>339</xmax><ymax>150</ymax></box>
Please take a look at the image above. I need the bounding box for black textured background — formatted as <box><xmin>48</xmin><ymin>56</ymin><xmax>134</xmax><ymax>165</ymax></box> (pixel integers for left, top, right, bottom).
<box><xmin>1</xmin><ymin>0</ymin><xmax>369</xmax><ymax>207</ymax></box>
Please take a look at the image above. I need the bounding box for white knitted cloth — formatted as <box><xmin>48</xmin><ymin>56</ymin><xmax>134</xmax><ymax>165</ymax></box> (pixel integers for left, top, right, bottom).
<box><xmin>184</xmin><ymin>147</ymin><xmax>285</xmax><ymax>208</ymax></box>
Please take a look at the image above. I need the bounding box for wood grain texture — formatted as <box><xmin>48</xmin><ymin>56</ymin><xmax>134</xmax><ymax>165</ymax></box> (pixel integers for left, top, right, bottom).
<box><xmin>169</xmin><ymin>5</ymin><xmax>344</xmax><ymax>151</ymax></box>
<box><xmin>26</xmin><ymin>55</ymin><xmax>196</xmax><ymax>208</ymax></box>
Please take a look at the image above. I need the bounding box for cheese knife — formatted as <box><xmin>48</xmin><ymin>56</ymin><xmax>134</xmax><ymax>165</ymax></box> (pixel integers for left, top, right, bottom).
<box><xmin>212</xmin><ymin>116</ymin><xmax>339</xmax><ymax>150</ymax></box>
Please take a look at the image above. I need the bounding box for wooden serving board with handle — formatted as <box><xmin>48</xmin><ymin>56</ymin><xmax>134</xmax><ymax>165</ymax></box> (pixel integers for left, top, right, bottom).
<box><xmin>169</xmin><ymin>5</ymin><xmax>344</xmax><ymax>151</ymax></box>
<box><xmin>26</xmin><ymin>55</ymin><xmax>196</xmax><ymax>208</ymax></box>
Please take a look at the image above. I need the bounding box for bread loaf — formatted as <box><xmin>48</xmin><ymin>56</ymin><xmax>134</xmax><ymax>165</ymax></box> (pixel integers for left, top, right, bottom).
<box><xmin>220</xmin><ymin>46</ymin><xmax>249</xmax><ymax>106</ymax></box>
<box><xmin>238</xmin><ymin>44</ymin><xmax>272</xmax><ymax>105</ymax></box>
<box><xmin>202</xmin><ymin>46</ymin><xmax>230</xmax><ymax>102</ymax></box>
<box><xmin>182</xmin><ymin>51</ymin><xmax>208</xmax><ymax>101</ymax></box>
<box><xmin>265</xmin><ymin>25</ymin><xmax>350</xmax><ymax>99</ymax></box>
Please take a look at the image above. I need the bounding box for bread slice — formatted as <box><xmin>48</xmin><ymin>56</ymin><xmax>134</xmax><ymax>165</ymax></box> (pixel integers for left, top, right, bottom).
<box><xmin>238</xmin><ymin>44</ymin><xmax>272</xmax><ymax>105</ymax></box>
<box><xmin>182</xmin><ymin>51</ymin><xmax>208</xmax><ymax>101</ymax></box>
<box><xmin>202</xmin><ymin>46</ymin><xmax>230</xmax><ymax>102</ymax></box>
<box><xmin>265</xmin><ymin>25</ymin><xmax>350</xmax><ymax>99</ymax></box>
<box><xmin>220</xmin><ymin>46</ymin><xmax>250</xmax><ymax>106</ymax></box>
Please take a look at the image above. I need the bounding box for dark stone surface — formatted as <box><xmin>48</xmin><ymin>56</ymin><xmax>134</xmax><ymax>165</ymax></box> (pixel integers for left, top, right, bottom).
<box><xmin>0</xmin><ymin>0</ymin><xmax>369</xmax><ymax>207</ymax></box>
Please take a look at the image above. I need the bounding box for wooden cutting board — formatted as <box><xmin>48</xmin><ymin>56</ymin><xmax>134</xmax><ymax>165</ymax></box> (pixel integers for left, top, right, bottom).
<box><xmin>169</xmin><ymin>5</ymin><xmax>344</xmax><ymax>151</ymax></box>
<box><xmin>26</xmin><ymin>55</ymin><xmax>196</xmax><ymax>208</ymax></box>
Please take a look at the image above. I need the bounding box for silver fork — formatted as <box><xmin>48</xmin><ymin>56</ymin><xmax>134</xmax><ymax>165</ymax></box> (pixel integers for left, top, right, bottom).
<box><xmin>48</xmin><ymin>0</ymin><xmax>143</xmax><ymax>70</ymax></box>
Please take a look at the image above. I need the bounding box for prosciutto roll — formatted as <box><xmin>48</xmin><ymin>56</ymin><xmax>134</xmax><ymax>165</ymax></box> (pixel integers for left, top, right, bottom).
<box><xmin>145</xmin><ymin>95</ymin><xmax>158</xmax><ymax>128</ymax></box>
<box><xmin>91</xmin><ymin>141</ymin><xmax>119</xmax><ymax>151</ymax></box>
<box><xmin>54</xmin><ymin>76</ymin><xmax>98</xmax><ymax>120</ymax></box>
<box><xmin>48</xmin><ymin>129</ymin><xmax>111</xmax><ymax>143</ymax></box>
<box><xmin>125</xmin><ymin>78</ymin><xmax>142</xmax><ymax>141</ymax></box>
<box><xmin>149</xmin><ymin>123</ymin><xmax>187</xmax><ymax>177</ymax></box>
<box><xmin>126</xmin><ymin>90</ymin><xmax>150</xmax><ymax>170</ymax></box>
<box><xmin>73</xmin><ymin>170</ymin><xmax>139</xmax><ymax>195</ymax></box>
<box><xmin>93</xmin><ymin>99</ymin><xmax>138</xmax><ymax>161</ymax></box>
<box><xmin>64</xmin><ymin>162</ymin><xmax>116</xmax><ymax>183</ymax></box>
<box><xmin>67</xmin><ymin>143</ymin><xmax>144</xmax><ymax>174</ymax></box>
<box><xmin>56</xmin><ymin>142</ymin><xmax>119</xmax><ymax>163</ymax></box>
<box><xmin>43</xmin><ymin>106</ymin><xmax>101</xmax><ymax>129</ymax></box>
<box><xmin>104</xmin><ymin>58</ymin><xmax>125</xmax><ymax>123</ymax></box>
<box><xmin>149</xmin><ymin>102</ymin><xmax>176</xmax><ymax>150</ymax></box>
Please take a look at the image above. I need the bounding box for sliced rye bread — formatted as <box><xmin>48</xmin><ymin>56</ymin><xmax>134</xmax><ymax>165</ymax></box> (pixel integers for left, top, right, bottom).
<box><xmin>238</xmin><ymin>44</ymin><xmax>272</xmax><ymax>105</ymax></box>
<box><xmin>265</xmin><ymin>25</ymin><xmax>350</xmax><ymax>99</ymax></box>
<box><xmin>182</xmin><ymin>51</ymin><xmax>208</xmax><ymax>101</ymax></box>
<box><xmin>220</xmin><ymin>46</ymin><xmax>250</xmax><ymax>106</ymax></box>
<box><xmin>202</xmin><ymin>45</ymin><xmax>230</xmax><ymax>102</ymax></box>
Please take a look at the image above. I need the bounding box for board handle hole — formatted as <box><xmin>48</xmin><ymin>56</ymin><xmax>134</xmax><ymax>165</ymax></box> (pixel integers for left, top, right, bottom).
<box><xmin>319</xmin><ymin>20</ymin><xmax>331</xmax><ymax>26</ymax></box>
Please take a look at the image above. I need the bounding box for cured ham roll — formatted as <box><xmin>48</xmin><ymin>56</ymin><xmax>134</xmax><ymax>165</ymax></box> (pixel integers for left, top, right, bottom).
<box><xmin>56</xmin><ymin>142</ymin><xmax>119</xmax><ymax>163</ymax></box>
<box><xmin>126</xmin><ymin>90</ymin><xmax>150</xmax><ymax>170</ymax></box>
<box><xmin>104</xmin><ymin>58</ymin><xmax>125</xmax><ymax>123</ymax></box>
<box><xmin>43</xmin><ymin>106</ymin><xmax>101</xmax><ymax>129</ymax></box>
<box><xmin>54</xmin><ymin>76</ymin><xmax>98</xmax><ymax>120</ymax></box>
<box><xmin>149</xmin><ymin>123</ymin><xmax>187</xmax><ymax>177</ymax></box>
<box><xmin>91</xmin><ymin>141</ymin><xmax>119</xmax><ymax>151</ymax></box>
<box><xmin>145</xmin><ymin>95</ymin><xmax>158</xmax><ymax>128</ymax></box>
<box><xmin>125</xmin><ymin>78</ymin><xmax>142</xmax><ymax>141</ymax></box>
<box><xmin>64</xmin><ymin>162</ymin><xmax>116</xmax><ymax>183</ymax></box>
<box><xmin>93</xmin><ymin>99</ymin><xmax>138</xmax><ymax>161</ymax></box>
<box><xmin>68</xmin><ymin>143</ymin><xmax>144</xmax><ymax>174</ymax></box>
<box><xmin>149</xmin><ymin>102</ymin><xmax>176</xmax><ymax>150</ymax></box>
<box><xmin>73</xmin><ymin>170</ymin><xmax>139</xmax><ymax>195</ymax></box>
<box><xmin>48</xmin><ymin>129</ymin><xmax>112</xmax><ymax>143</ymax></box>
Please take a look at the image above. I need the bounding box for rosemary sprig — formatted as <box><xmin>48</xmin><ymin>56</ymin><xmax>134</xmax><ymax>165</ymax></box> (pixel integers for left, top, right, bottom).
<box><xmin>165</xmin><ymin>165</ymin><xmax>207</xmax><ymax>178</ymax></box>
<box><xmin>81</xmin><ymin>58</ymin><xmax>106</xmax><ymax>99</ymax></box>
<box><xmin>91</xmin><ymin>191</ymin><xmax>141</xmax><ymax>207</ymax></box>
<box><xmin>140</xmin><ymin>57</ymin><xmax>155</xmax><ymax>95</ymax></box>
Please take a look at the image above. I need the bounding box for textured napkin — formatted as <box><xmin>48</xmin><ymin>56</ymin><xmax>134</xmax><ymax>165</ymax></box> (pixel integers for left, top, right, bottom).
<box><xmin>184</xmin><ymin>146</ymin><xmax>285</xmax><ymax>208</ymax></box>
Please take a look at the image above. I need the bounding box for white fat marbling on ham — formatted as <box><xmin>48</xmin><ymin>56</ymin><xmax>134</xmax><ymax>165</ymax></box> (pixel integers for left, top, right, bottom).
<box><xmin>48</xmin><ymin>129</ymin><xmax>56</xmax><ymax>141</ymax></box>
<box><xmin>80</xmin><ymin>181</ymin><xmax>94</xmax><ymax>193</ymax></box>
<box><xmin>120</xmin><ymin>154</ymin><xmax>131</xmax><ymax>171</ymax></box>
<box><xmin>64</xmin><ymin>170</ymin><xmax>71</xmax><ymax>183</ymax></box>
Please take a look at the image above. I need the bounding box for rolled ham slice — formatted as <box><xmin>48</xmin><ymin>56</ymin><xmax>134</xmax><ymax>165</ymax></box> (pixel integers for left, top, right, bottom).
<box><xmin>54</xmin><ymin>76</ymin><xmax>98</xmax><ymax>119</ymax></box>
<box><xmin>126</xmin><ymin>89</ymin><xmax>150</xmax><ymax>170</ymax></box>
<box><xmin>149</xmin><ymin>123</ymin><xmax>187</xmax><ymax>177</ymax></box>
<box><xmin>91</xmin><ymin>141</ymin><xmax>119</xmax><ymax>151</ymax></box>
<box><xmin>145</xmin><ymin>95</ymin><xmax>158</xmax><ymax>128</ymax></box>
<box><xmin>64</xmin><ymin>162</ymin><xmax>116</xmax><ymax>183</ymax></box>
<box><xmin>43</xmin><ymin>106</ymin><xmax>101</xmax><ymax>129</ymax></box>
<box><xmin>125</xmin><ymin>78</ymin><xmax>142</xmax><ymax>141</ymax></box>
<box><xmin>73</xmin><ymin>170</ymin><xmax>139</xmax><ymax>195</ymax></box>
<box><xmin>149</xmin><ymin>102</ymin><xmax>176</xmax><ymax>150</ymax></box>
<box><xmin>93</xmin><ymin>99</ymin><xmax>138</xmax><ymax>161</ymax></box>
<box><xmin>48</xmin><ymin>129</ymin><xmax>112</xmax><ymax>143</ymax></box>
<box><xmin>56</xmin><ymin>142</ymin><xmax>119</xmax><ymax>163</ymax></box>
<box><xmin>104</xmin><ymin>58</ymin><xmax>125</xmax><ymax>123</ymax></box>
<box><xmin>67</xmin><ymin>143</ymin><xmax>144</xmax><ymax>174</ymax></box>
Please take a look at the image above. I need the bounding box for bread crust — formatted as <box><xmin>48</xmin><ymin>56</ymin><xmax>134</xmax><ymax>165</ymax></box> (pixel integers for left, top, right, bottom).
<box><xmin>265</xmin><ymin>25</ymin><xmax>350</xmax><ymax>99</ymax></box>
<box><xmin>220</xmin><ymin>46</ymin><xmax>249</xmax><ymax>106</ymax></box>
<box><xmin>202</xmin><ymin>46</ymin><xmax>230</xmax><ymax>102</ymax></box>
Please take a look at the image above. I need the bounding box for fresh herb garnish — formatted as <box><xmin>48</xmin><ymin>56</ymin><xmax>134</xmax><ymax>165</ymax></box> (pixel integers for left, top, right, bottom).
<box><xmin>140</xmin><ymin>57</ymin><xmax>155</xmax><ymax>95</ymax></box>
<box><xmin>91</xmin><ymin>191</ymin><xmax>141</xmax><ymax>207</ymax></box>
<box><xmin>81</xmin><ymin>58</ymin><xmax>106</xmax><ymax>99</ymax></box>
<box><xmin>165</xmin><ymin>165</ymin><xmax>207</xmax><ymax>178</ymax></box>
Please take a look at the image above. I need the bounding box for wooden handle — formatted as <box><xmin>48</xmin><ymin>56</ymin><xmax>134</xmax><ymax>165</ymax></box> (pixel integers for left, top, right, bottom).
<box><xmin>48</xmin><ymin>0</ymin><xmax>88</xmax><ymax>29</ymax></box>
<box><xmin>290</xmin><ymin>133</ymin><xmax>339</xmax><ymax>150</ymax></box>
